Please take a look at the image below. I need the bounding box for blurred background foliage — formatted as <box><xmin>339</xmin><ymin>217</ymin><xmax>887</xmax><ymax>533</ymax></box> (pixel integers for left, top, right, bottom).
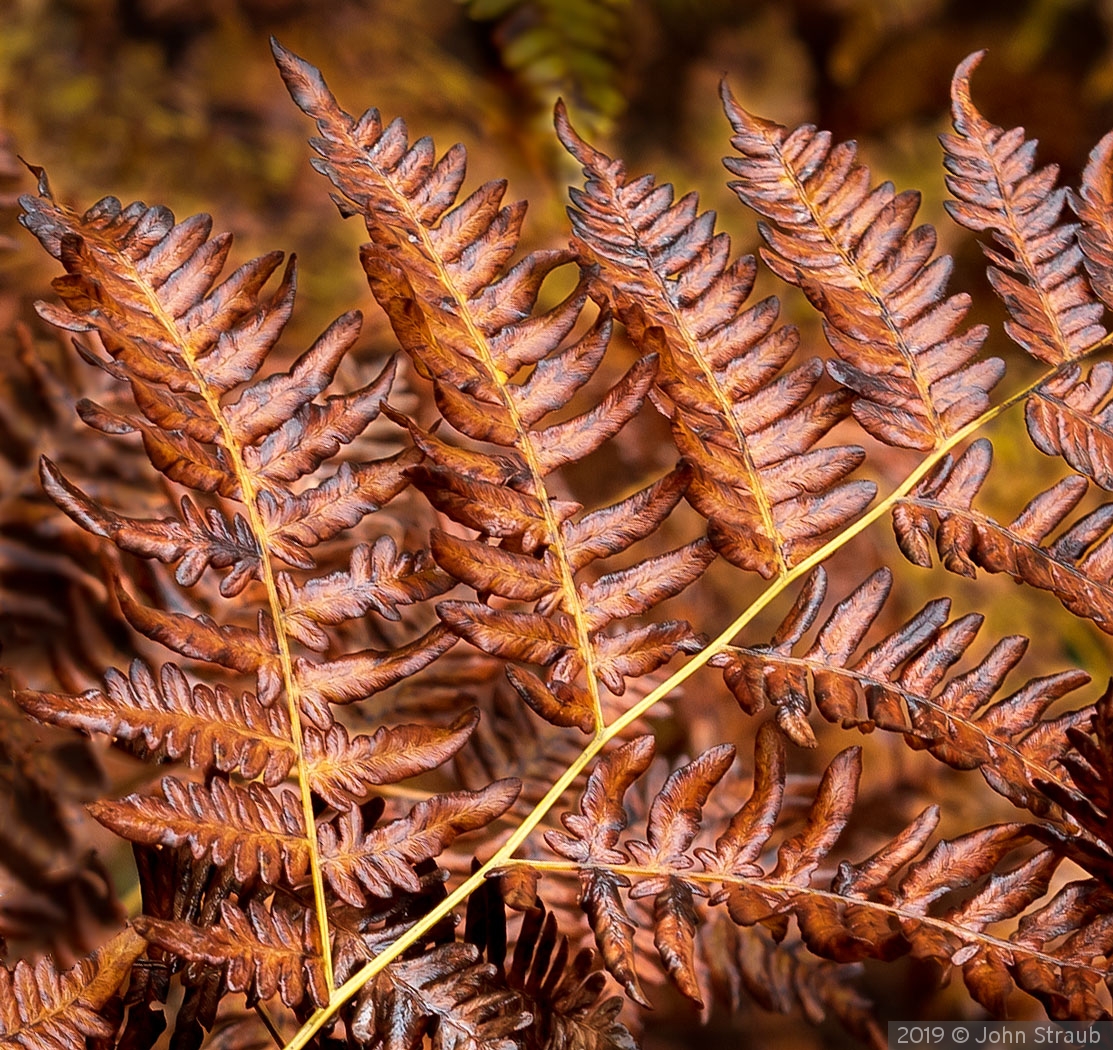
<box><xmin>4</xmin><ymin>0</ymin><xmax>1113</xmax><ymax>344</ymax></box>
<box><xmin>4</xmin><ymin>0</ymin><xmax>1113</xmax><ymax>1042</ymax></box>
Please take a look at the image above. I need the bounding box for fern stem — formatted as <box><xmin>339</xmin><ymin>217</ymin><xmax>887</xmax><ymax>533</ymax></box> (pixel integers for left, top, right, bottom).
<box><xmin>113</xmin><ymin>255</ymin><xmax>336</xmax><ymax>993</ymax></box>
<box><xmin>254</xmin><ymin>1003</ymin><xmax>286</xmax><ymax>1049</ymax></box>
<box><xmin>492</xmin><ymin>857</ymin><xmax>1112</xmax><ymax>981</ymax></box>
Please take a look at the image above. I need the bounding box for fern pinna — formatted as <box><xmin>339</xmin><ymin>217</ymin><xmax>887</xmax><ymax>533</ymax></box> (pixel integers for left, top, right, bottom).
<box><xmin>6</xmin><ymin>37</ymin><xmax>1113</xmax><ymax>1050</ymax></box>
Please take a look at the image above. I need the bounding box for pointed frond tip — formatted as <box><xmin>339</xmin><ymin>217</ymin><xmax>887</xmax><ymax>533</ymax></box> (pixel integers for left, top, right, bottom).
<box><xmin>943</xmin><ymin>50</ymin><xmax>1107</xmax><ymax>364</ymax></box>
<box><xmin>719</xmin><ymin>74</ymin><xmax>1001</xmax><ymax>451</ymax></box>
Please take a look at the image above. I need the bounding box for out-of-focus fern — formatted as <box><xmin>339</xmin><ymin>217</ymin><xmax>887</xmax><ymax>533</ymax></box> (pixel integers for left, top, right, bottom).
<box><xmin>461</xmin><ymin>0</ymin><xmax>631</xmax><ymax>140</ymax></box>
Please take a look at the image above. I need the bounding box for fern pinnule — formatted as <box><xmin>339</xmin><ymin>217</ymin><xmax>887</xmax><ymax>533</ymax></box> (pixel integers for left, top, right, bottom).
<box><xmin>135</xmin><ymin>899</ymin><xmax>329</xmax><ymax>1011</ymax></box>
<box><xmin>350</xmin><ymin>941</ymin><xmax>530</xmax><ymax>1049</ymax></box>
<box><xmin>556</xmin><ymin>105</ymin><xmax>876</xmax><ymax>579</ymax></box>
<box><xmin>0</xmin><ymin>927</ymin><xmax>146</xmax><ymax>1050</ymax></box>
<box><xmin>696</xmin><ymin>921</ymin><xmax>884</xmax><ymax>1049</ymax></box>
<box><xmin>721</xmin><ymin>82</ymin><xmax>1001</xmax><ymax>451</ymax></box>
<box><xmin>1030</xmin><ymin>682</ymin><xmax>1113</xmax><ymax>881</ymax></box>
<box><xmin>1012</xmin><ymin>95</ymin><xmax>1113</xmax><ymax>495</ymax></box>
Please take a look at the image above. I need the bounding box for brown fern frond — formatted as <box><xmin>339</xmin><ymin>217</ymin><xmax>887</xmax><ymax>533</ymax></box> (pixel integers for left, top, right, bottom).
<box><xmin>544</xmin><ymin>735</ymin><xmax>726</xmax><ymax>1005</ymax></box>
<box><xmin>697</xmin><ymin>920</ymin><xmax>885</xmax><ymax>1050</ymax></box>
<box><xmin>18</xmin><ymin>173</ymin><xmax>445</xmax><ymax>714</ymax></box>
<box><xmin>1025</xmin><ymin>363</ymin><xmax>1113</xmax><ymax>490</ymax></box>
<box><xmin>556</xmin><ymin>105</ymin><xmax>876</xmax><ymax>577</ymax></box>
<box><xmin>90</xmin><ymin>777</ymin><xmax>310</xmax><ymax>886</ymax></box>
<box><xmin>16</xmin><ymin>660</ymin><xmax>294</xmax><ymax>785</ymax></box>
<box><xmin>135</xmin><ymin>899</ymin><xmax>328</xmax><ymax>1010</ymax></box>
<box><xmin>721</xmin><ymin>82</ymin><xmax>1000</xmax><ymax>451</ymax></box>
<box><xmin>497</xmin><ymin>903</ymin><xmax>635</xmax><ymax>1050</ymax></box>
<box><xmin>15</xmin><ymin>661</ymin><xmax>480</xmax><ymax>810</ymax></box>
<box><xmin>0</xmin><ymin>927</ymin><xmax>145</xmax><ymax>1050</ymax></box>
<box><xmin>535</xmin><ymin>724</ymin><xmax>1109</xmax><ymax>1018</ymax></box>
<box><xmin>276</xmin><ymin>41</ymin><xmax>713</xmax><ymax>735</ymax></box>
<box><xmin>317</xmin><ymin>780</ymin><xmax>519</xmax><ymax>904</ymax></box>
<box><xmin>894</xmin><ymin>438</ymin><xmax>1113</xmax><ymax>633</ymax></box>
<box><xmin>713</xmin><ymin>564</ymin><xmax>1092</xmax><ymax>811</ymax></box>
<box><xmin>942</xmin><ymin>51</ymin><xmax>1106</xmax><ymax>366</ymax></box>
<box><xmin>276</xmin><ymin>536</ymin><xmax>450</xmax><ymax>649</ymax></box>
<box><xmin>1018</xmin><ymin>132</ymin><xmax>1113</xmax><ymax>488</ymax></box>
<box><xmin>302</xmin><ymin>709</ymin><xmax>480</xmax><ymax>810</ymax></box>
<box><xmin>1076</xmin><ymin>131</ymin><xmax>1113</xmax><ymax>313</ymax></box>
<box><xmin>1032</xmin><ymin>681</ymin><xmax>1113</xmax><ymax>878</ymax></box>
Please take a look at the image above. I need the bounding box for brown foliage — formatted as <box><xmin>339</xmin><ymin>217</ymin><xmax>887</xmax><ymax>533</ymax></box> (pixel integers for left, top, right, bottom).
<box><xmin>6</xmin><ymin>32</ymin><xmax>1113</xmax><ymax>1050</ymax></box>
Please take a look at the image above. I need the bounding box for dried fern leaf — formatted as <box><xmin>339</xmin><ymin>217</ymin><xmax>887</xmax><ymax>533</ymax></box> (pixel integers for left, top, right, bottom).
<box><xmin>894</xmin><ymin>438</ymin><xmax>1113</xmax><ymax>633</ymax></box>
<box><xmin>537</xmin><ymin>725</ymin><xmax>1109</xmax><ymax>1017</ymax></box>
<box><xmin>1033</xmin><ymin>681</ymin><xmax>1113</xmax><ymax>878</ymax></box>
<box><xmin>351</xmin><ymin>941</ymin><xmax>529</xmax><ymax>1050</ymax></box>
<box><xmin>16</xmin><ymin>660</ymin><xmax>481</xmax><ymax>809</ymax></box>
<box><xmin>1076</xmin><ymin>130</ymin><xmax>1113</xmax><ymax>313</ymax></box>
<box><xmin>277</xmin><ymin>42</ymin><xmax>712</xmax><ymax>735</ymax></box>
<box><xmin>317</xmin><ymin>779</ymin><xmax>520</xmax><ymax>904</ymax></box>
<box><xmin>498</xmin><ymin>903</ymin><xmax>635</xmax><ymax>1050</ymax></box>
<box><xmin>16</xmin><ymin>660</ymin><xmax>294</xmax><ymax>784</ymax></box>
<box><xmin>19</xmin><ymin>174</ymin><xmax>442</xmax><ymax>702</ymax></box>
<box><xmin>697</xmin><ymin>920</ymin><xmax>884</xmax><ymax>1050</ymax></box>
<box><xmin>135</xmin><ymin>899</ymin><xmax>328</xmax><ymax>1010</ymax></box>
<box><xmin>545</xmin><ymin>736</ymin><xmax>732</xmax><ymax>1005</ymax></box>
<box><xmin>90</xmin><ymin>776</ymin><xmax>310</xmax><ymax>886</ymax></box>
<box><xmin>557</xmin><ymin>105</ymin><xmax>876</xmax><ymax>577</ymax></box>
<box><xmin>0</xmin><ymin>927</ymin><xmax>145</xmax><ymax>1050</ymax></box>
<box><xmin>1026</xmin><ymin>362</ymin><xmax>1113</xmax><ymax>490</ymax></box>
<box><xmin>721</xmin><ymin>82</ymin><xmax>1000</xmax><ymax>450</ymax></box>
<box><xmin>302</xmin><ymin>709</ymin><xmax>481</xmax><ymax>810</ymax></box>
<box><xmin>714</xmin><ymin>565</ymin><xmax>1092</xmax><ymax>812</ymax></box>
<box><xmin>942</xmin><ymin>51</ymin><xmax>1106</xmax><ymax>365</ymax></box>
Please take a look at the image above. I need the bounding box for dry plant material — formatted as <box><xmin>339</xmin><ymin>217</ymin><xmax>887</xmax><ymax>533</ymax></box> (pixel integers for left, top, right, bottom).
<box><xmin>5</xmin><ymin>37</ymin><xmax>1113</xmax><ymax>1050</ymax></box>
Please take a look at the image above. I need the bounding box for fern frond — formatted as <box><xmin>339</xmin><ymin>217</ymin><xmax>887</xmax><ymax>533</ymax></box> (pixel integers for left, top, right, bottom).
<box><xmin>496</xmin><ymin>903</ymin><xmax>635</xmax><ymax>1050</ymax></box>
<box><xmin>351</xmin><ymin>941</ymin><xmax>530</xmax><ymax>1050</ymax></box>
<box><xmin>531</xmin><ymin>724</ymin><xmax>1111</xmax><ymax>1018</ymax></box>
<box><xmin>15</xmin><ymin>661</ymin><xmax>481</xmax><ymax>809</ymax></box>
<box><xmin>90</xmin><ymin>777</ymin><xmax>310</xmax><ymax>886</ymax></box>
<box><xmin>276</xmin><ymin>41</ymin><xmax>713</xmax><ymax>736</ymax></box>
<box><xmin>135</xmin><ymin>899</ymin><xmax>328</xmax><ymax>1010</ymax></box>
<box><xmin>713</xmin><ymin>564</ymin><xmax>1092</xmax><ymax>810</ymax></box>
<box><xmin>697</xmin><ymin>920</ymin><xmax>885</xmax><ymax>1049</ymax></box>
<box><xmin>16</xmin><ymin>660</ymin><xmax>294</xmax><ymax>784</ymax></box>
<box><xmin>1032</xmin><ymin>681</ymin><xmax>1113</xmax><ymax>878</ymax></box>
<box><xmin>463</xmin><ymin>0</ymin><xmax>631</xmax><ymax>142</ymax></box>
<box><xmin>721</xmin><ymin>82</ymin><xmax>1001</xmax><ymax>450</ymax></box>
<box><xmin>942</xmin><ymin>51</ymin><xmax>1106</xmax><ymax>366</ymax></box>
<box><xmin>894</xmin><ymin>438</ymin><xmax>1113</xmax><ymax>634</ymax></box>
<box><xmin>556</xmin><ymin>106</ymin><xmax>876</xmax><ymax>578</ymax></box>
<box><xmin>317</xmin><ymin>780</ymin><xmax>519</xmax><ymax>904</ymax></box>
<box><xmin>0</xmin><ymin>928</ymin><xmax>145</xmax><ymax>1050</ymax></box>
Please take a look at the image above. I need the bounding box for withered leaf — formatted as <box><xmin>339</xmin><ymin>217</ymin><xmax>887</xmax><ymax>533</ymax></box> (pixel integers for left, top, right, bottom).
<box><xmin>943</xmin><ymin>52</ymin><xmax>1105</xmax><ymax>364</ymax></box>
